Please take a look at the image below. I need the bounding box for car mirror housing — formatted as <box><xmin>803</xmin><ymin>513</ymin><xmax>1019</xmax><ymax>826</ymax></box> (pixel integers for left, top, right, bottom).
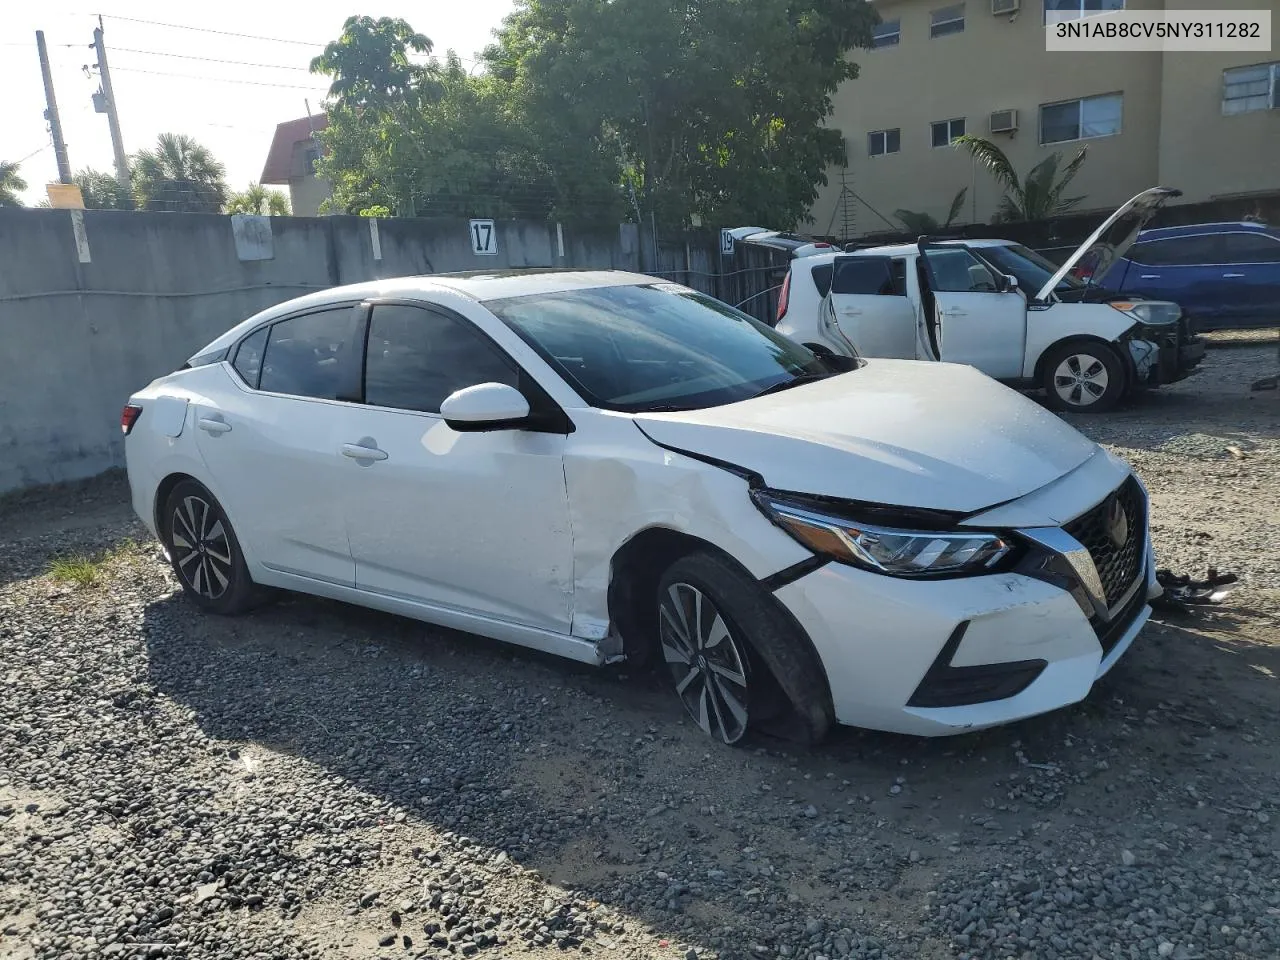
<box><xmin>999</xmin><ymin>274</ymin><xmax>1019</xmax><ymax>294</ymax></box>
<box><xmin>439</xmin><ymin>382</ymin><xmax>532</xmax><ymax>432</ymax></box>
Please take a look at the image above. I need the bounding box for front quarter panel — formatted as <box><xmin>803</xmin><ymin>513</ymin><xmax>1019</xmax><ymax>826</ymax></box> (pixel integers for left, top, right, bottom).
<box><xmin>1023</xmin><ymin>302</ymin><xmax>1137</xmax><ymax>379</ymax></box>
<box><xmin>562</xmin><ymin>411</ymin><xmax>811</xmax><ymax>640</ymax></box>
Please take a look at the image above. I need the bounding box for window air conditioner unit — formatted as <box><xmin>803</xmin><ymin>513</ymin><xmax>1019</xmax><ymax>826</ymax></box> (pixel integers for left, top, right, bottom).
<box><xmin>990</xmin><ymin>109</ymin><xmax>1019</xmax><ymax>134</ymax></box>
<box><xmin>992</xmin><ymin>0</ymin><xmax>1020</xmax><ymax>14</ymax></box>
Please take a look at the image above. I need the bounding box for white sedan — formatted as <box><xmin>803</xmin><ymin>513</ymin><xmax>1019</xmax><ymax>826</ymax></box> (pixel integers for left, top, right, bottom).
<box><xmin>123</xmin><ymin>270</ymin><xmax>1161</xmax><ymax>745</ymax></box>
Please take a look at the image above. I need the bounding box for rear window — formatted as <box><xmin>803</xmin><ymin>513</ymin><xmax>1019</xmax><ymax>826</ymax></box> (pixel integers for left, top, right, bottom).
<box><xmin>810</xmin><ymin>263</ymin><xmax>834</xmax><ymax>298</ymax></box>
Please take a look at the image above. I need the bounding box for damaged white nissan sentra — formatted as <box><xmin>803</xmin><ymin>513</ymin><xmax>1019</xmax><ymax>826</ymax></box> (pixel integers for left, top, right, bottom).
<box><xmin>124</xmin><ymin>270</ymin><xmax>1162</xmax><ymax>745</ymax></box>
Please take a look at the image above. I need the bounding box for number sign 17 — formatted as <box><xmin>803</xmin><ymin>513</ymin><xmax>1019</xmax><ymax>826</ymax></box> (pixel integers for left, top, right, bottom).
<box><xmin>470</xmin><ymin>219</ymin><xmax>498</xmax><ymax>255</ymax></box>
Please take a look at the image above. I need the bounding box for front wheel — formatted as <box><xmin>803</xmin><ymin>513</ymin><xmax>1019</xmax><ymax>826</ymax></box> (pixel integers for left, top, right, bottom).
<box><xmin>1041</xmin><ymin>340</ymin><xmax>1127</xmax><ymax>413</ymax></box>
<box><xmin>656</xmin><ymin>552</ymin><xmax>833</xmax><ymax>746</ymax></box>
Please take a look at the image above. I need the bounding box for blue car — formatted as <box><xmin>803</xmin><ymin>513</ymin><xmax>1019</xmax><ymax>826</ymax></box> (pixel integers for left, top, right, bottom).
<box><xmin>1086</xmin><ymin>221</ymin><xmax>1280</xmax><ymax>331</ymax></box>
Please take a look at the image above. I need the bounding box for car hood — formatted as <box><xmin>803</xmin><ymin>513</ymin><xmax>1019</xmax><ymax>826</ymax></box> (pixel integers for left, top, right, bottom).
<box><xmin>633</xmin><ymin>360</ymin><xmax>1099</xmax><ymax>515</ymax></box>
<box><xmin>1036</xmin><ymin>186</ymin><xmax>1182</xmax><ymax>302</ymax></box>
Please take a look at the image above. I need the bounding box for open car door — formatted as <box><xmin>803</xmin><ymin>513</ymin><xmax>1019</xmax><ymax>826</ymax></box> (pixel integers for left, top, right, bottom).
<box><xmin>917</xmin><ymin>243</ymin><xmax>1027</xmax><ymax>380</ymax></box>
<box><xmin>820</xmin><ymin>255</ymin><xmax>918</xmax><ymax>359</ymax></box>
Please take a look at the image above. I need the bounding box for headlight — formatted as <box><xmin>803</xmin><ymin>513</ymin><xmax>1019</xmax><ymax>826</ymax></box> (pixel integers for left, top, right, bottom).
<box><xmin>1110</xmin><ymin>301</ymin><xmax>1181</xmax><ymax>327</ymax></box>
<box><xmin>753</xmin><ymin>491</ymin><xmax>1013</xmax><ymax>578</ymax></box>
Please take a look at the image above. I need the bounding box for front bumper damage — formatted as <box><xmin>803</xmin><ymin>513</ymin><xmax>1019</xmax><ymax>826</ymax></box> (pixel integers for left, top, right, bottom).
<box><xmin>1126</xmin><ymin>317</ymin><xmax>1206</xmax><ymax>389</ymax></box>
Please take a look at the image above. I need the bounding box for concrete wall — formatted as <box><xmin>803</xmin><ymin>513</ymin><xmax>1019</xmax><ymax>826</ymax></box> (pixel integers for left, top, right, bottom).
<box><xmin>811</xmin><ymin>0</ymin><xmax>1280</xmax><ymax>237</ymax></box>
<box><xmin>0</xmin><ymin>209</ymin><xmax>782</xmax><ymax>495</ymax></box>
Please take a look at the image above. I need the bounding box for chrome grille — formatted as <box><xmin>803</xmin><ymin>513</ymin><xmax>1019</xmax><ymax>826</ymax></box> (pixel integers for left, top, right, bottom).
<box><xmin>1063</xmin><ymin>476</ymin><xmax>1146</xmax><ymax>609</ymax></box>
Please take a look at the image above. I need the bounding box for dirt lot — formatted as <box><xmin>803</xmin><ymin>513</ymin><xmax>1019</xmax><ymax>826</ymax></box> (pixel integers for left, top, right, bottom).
<box><xmin>2</xmin><ymin>342</ymin><xmax>1279</xmax><ymax>960</ymax></box>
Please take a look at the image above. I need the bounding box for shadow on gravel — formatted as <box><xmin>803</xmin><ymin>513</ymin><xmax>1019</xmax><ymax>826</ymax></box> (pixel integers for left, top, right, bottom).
<box><xmin>136</xmin><ymin>581</ymin><xmax>1280</xmax><ymax>955</ymax></box>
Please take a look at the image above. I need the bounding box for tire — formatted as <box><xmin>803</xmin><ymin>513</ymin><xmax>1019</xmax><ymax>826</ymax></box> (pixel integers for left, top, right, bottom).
<box><xmin>656</xmin><ymin>551</ymin><xmax>834</xmax><ymax>746</ymax></box>
<box><xmin>1040</xmin><ymin>340</ymin><xmax>1127</xmax><ymax>413</ymax></box>
<box><xmin>161</xmin><ymin>479</ymin><xmax>262</xmax><ymax>615</ymax></box>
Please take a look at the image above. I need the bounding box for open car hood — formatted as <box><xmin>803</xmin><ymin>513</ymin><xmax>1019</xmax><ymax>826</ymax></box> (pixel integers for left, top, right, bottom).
<box><xmin>1035</xmin><ymin>186</ymin><xmax>1182</xmax><ymax>302</ymax></box>
<box><xmin>633</xmin><ymin>359</ymin><xmax>1099</xmax><ymax>515</ymax></box>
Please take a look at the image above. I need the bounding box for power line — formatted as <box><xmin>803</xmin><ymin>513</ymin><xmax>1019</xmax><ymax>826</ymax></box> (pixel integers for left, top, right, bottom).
<box><xmin>14</xmin><ymin>142</ymin><xmax>53</xmax><ymax>165</ymax></box>
<box><xmin>96</xmin><ymin>13</ymin><xmax>326</xmax><ymax>47</ymax></box>
<box><xmin>111</xmin><ymin>66</ymin><xmax>330</xmax><ymax>92</ymax></box>
<box><xmin>106</xmin><ymin>46</ymin><xmax>313</xmax><ymax>72</ymax></box>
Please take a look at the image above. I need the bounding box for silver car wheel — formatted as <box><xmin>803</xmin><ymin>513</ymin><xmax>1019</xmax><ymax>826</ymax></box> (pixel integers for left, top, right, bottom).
<box><xmin>1052</xmin><ymin>353</ymin><xmax>1110</xmax><ymax>407</ymax></box>
<box><xmin>659</xmin><ymin>582</ymin><xmax>750</xmax><ymax>744</ymax></box>
<box><xmin>171</xmin><ymin>495</ymin><xmax>233</xmax><ymax>600</ymax></box>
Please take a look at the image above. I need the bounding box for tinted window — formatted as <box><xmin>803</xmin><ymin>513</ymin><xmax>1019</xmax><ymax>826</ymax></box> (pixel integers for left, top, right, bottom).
<box><xmin>1130</xmin><ymin>235</ymin><xmax>1223</xmax><ymax>266</ymax></box>
<box><xmin>977</xmin><ymin>243</ymin><xmax>1082</xmax><ymax>295</ymax></box>
<box><xmin>488</xmin><ymin>284</ymin><xmax>832</xmax><ymax>413</ymax></box>
<box><xmin>925</xmin><ymin>249</ymin><xmax>999</xmax><ymax>292</ymax></box>
<box><xmin>1221</xmin><ymin>232</ymin><xmax>1280</xmax><ymax>264</ymax></box>
<box><xmin>259</xmin><ymin>308</ymin><xmax>354</xmax><ymax>399</ymax></box>
<box><xmin>232</xmin><ymin>327</ymin><xmax>268</xmax><ymax>388</ymax></box>
<box><xmin>831</xmin><ymin>258</ymin><xmax>902</xmax><ymax>296</ymax></box>
<box><xmin>364</xmin><ymin>305</ymin><xmax>518</xmax><ymax>413</ymax></box>
<box><xmin>810</xmin><ymin>263</ymin><xmax>834</xmax><ymax>298</ymax></box>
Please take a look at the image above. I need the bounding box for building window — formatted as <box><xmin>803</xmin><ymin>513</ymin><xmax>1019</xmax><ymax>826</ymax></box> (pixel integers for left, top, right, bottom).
<box><xmin>1043</xmin><ymin>0</ymin><xmax>1124</xmax><ymax>24</ymax></box>
<box><xmin>872</xmin><ymin>19</ymin><xmax>901</xmax><ymax>48</ymax></box>
<box><xmin>931</xmin><ymin>118</ymin><xmax>966</xmax><ymax>148</ymax></box>
<box><xmin>868</xmin><ymin>129</ymin><xmax>901</xmax><ymax>157</ymax></box>
<box><xmin>1040</xmin><ymin>93</ymin><xmax>1122</xmax><ymax>144</ymax></box>
<box><xmin>930</xmin><ymin>4</ymin><xmax>965</xmax><ymax>37</ymax></box>
<box><xmin>1223</xmin><ymin>62</ymin><xmax>1279</xmax><ymax>115</ymax></box>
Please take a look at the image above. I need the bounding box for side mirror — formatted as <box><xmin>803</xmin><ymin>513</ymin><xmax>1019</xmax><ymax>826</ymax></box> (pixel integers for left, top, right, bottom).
<box><xmin>999</xmin><ymin>274</ymin><xmax>1019</xmax><ymax>293</ymax></box>
<box><xmin>439</xmin><ymin>382</ymin><xmax>531</xmax><ymax>432</ymax></box>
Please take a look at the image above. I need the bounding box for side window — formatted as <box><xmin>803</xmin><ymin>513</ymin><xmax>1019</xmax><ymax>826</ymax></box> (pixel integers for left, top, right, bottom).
<box><xmin>1132</xmin><ymin>235</ymin><xmax>1222</xmax><ymax>266</ymax></box>
<box><xmin>926</xmin><ymin>249</ymin><xmax>999</xmax><ymax>292</ymax></box>
<box><xmin>364</xmin><ymin>304</ymin><xmax>518</xmax><ymax>414</ymax></box>
<box><xmin>1221</xmin><ymin>232</ymin><xmax>1280</xmax><ymax>264</ymax></box>
<box><xmin>831</xmin><ymin>258</ymin><xmax>903</xmax><ymax>296</ymax></box>
<box><xmin>232</xmin><ymin>327</ymin><xmax>268</xmax><ymax>388</ymax></box>
<box><xmin>259</xmin><ymin>307</ymin><xmax>354</xmax><ymax>400</ymax></box>
<box><xmin>810</xmin><ymin>263</ymin><xmax>834</xmax><ymax>298</ymax></box>
<box><xmin>890</xmin><ymin>258</ymin><xmax>908</xmax><ymax>295</ymax></box>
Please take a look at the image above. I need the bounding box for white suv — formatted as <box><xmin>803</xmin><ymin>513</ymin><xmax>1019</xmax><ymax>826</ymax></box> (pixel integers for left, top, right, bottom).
<box><xmin>774</xmin><ymin>189</ymin><xmax>1205</xmax><ymax>412</ymax></box>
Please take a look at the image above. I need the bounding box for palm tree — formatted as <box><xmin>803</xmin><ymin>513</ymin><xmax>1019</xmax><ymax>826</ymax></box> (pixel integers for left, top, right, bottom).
<box><xmin>894</xmin><ymin>187</ymin><xmax>968</xmax><ymax>235</ymax></box>
<box><xmin>953</xmin><ymin>135</ymin><xmax>1088</xmax><ymax>223</ymax></box>
<box><xmin>131</xmin><ymin>133</ymin><xmax>228</xmax><ymax>213</ymax></box>
<box><xmin>225</xmin><ymin>182</ymin><xmax>291</xmax><ymax>216</ymax></box>
<box><xmin>0</xmin><ymin>161</ymin><xmax>28</xmax><ymax>207</ymax></box>
<box><xmin>74</xmin><ymin>168</ymin><xmax>132</xmax><ymax>209</ymax></box>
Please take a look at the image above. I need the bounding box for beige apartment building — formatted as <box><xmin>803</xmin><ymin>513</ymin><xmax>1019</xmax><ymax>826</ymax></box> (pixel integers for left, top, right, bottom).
<box><xmin>810</xmin><ymin>0</ymin><xmax>1280</xmax><ymax>237</ymax></box>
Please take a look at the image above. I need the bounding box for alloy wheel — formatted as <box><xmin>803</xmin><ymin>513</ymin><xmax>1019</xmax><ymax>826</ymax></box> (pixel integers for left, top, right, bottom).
<box><xmin>659</xmin><ymin>582</ymin><xmax>750</xmax><ymax>744</ymax></box>
<box><xmin>170</xmin><ymin>495</ymin><xmax>234</xmax><ymax>600</ymax></box>
<box><xmin>1052</xmin><ymin>353</ymin><xmax>1110</xmax><ymax>407</ymax></box>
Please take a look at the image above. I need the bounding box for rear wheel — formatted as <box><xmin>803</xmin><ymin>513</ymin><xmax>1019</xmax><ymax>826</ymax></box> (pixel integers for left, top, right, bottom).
<box><xmin>656</xmin><ymin>552</ymin><xmax>833</xmax><ymax>746</ymax></box>
<box><xmin>1041</xmin><ymin>340</ymin><xmax>1126</xmax><ymax>413</ymax></box>
<box><xmin>162</xmin><ymin>480</ymin><xmax>261</xmax><ymax>615</ymax></box>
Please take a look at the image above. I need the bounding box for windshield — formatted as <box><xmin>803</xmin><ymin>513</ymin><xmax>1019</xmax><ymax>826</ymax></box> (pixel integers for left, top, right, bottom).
<box><xmin>976</xmin><ymin>244</ymin><xmax>1085</xmax><ymax>297</ymax></box>
<box><xmin>487</xmin><ymin>283</ymin><xmax>840</xmax><ymax>413</ymax></box>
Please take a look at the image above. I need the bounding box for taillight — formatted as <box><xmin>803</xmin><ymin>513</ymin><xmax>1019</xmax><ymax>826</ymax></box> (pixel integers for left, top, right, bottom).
<box><xmin>776</xmin><ymin>271</ymin><xmax>791</xmax><ymax>324</ymax></box>
<box><xmin>121</xmin><ymin>404</ymin><xmax>143</xmax><ymax>435</ymax></box>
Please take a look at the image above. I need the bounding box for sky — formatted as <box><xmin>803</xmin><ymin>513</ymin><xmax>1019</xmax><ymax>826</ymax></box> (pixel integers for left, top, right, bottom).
<box><xmin>3</xmin><ymin>2</ymin><xmax>517</xmax><ymax>205</ymax></box>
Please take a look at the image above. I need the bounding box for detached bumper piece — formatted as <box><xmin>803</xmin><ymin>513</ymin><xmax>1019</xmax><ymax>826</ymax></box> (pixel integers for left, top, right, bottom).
<box><xmin>1152</xmin><ymin>567</ymin><xmax>1238</xmax><ymax>614</ymax></box>
<box><xmin>907</xmin><ymin>622</ymin><xmax>1048</xmax><ymax>708</ymax></box>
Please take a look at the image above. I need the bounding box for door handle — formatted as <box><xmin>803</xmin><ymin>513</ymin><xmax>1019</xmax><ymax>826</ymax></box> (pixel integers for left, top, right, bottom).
<box><xmin>1223</xmin><ymin>273</ymin><xmax>1246</xmax><ymax>279</ymax></box>
<box><xmin>943</xmin><ymin>309</ymin><xmax>967</xmax><ymax>317</ymax></box>
<box><xmin>341</xmin><ymin>442</ymin><xmax>388</xmax><ymax>462</ymax></box>
<box><xmin>197</xmin><ymin>417</ymin><xmax>231</xmax><ymax>435</ymax></box>
<box><xmin>1140</xmin><ymin>274</ymin><xmax>1161</xmax><ymax>280</ymax></box>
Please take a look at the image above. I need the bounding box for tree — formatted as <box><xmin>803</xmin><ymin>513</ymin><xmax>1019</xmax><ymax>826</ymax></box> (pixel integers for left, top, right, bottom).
<box><xmin>131</xmin><ymin>133</ymin><xmax>228</xmax><ymax>213</ymax></box>
<box><xmin>225</xmin><ymin>183</ymin><xmax>291</xmax><ymax>215</ymax></box>
<box><xmin>0</xmin><ymin>161</ymin><xmax>28</xmax><ymax>207</ymax></box>
<box><xmin>953</xmin><ymin>135</ymin><xmax>1088</xmax><ymax>223</ymax></box>
<box><xmin>74</xmin><ymin>168</ymin><xmax>132</xmax><ymax>209</ymax></box>
<box><xmin>895</xmin><ymin>187</ymin><xmax>968</xmax><ymax>235</ymax></box>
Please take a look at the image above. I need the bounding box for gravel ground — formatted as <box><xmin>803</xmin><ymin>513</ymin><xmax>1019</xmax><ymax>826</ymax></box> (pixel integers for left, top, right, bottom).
<box><xmin>3</xmin><ymin>344</ymin><xmax>1279</xmax><ymax>960</ymax></box>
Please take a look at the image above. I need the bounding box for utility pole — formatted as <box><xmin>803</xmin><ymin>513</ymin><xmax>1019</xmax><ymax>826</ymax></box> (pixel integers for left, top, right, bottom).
<box><xmin>92</xmin><ymin>18</ymin><xmax>133</xmax><ymax>208</ymax></box>
<box><xmin>36</xmin><ymin>31</ymin><xmax>72</xmax><ymax>184</ymax></box>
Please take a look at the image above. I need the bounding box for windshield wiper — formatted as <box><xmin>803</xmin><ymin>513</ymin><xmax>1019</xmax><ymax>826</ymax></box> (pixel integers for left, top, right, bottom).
<box><xmin>749</xmin><ymin>372</ymin><xmax>833</xmax><ymax>400</ymax></box>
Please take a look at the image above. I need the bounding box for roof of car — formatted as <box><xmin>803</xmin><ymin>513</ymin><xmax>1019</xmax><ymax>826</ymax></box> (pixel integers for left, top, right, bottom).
<box><xmin>1137</xmin><ymin>221</ymin><xmax>1273</xmax><ymax>239</ymax></box>
<box><xmin>849</xmin><ymin>239</ymin><xmax>1017</xmax><ymax>257</ymax></box>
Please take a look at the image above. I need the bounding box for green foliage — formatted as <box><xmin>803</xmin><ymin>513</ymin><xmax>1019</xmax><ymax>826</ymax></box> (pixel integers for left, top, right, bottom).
<box><xmin>225</xmin><ymin>183</ymin><xmax>291</xmax><ymax>216</ymax></box>
<box><xmin>953</xmin><ymin>136</ymin><xmax>1088</xmax><ymax>223</ymax></box>
<box><xmin>74</xmin><ymin>168</ymin><xmax>132</xmax><ymax>210</ymax></box>
<box><xmin>312</xmin><ymin>1</ymin><xmax>877</xmax><ymax>227</ymax></box>
<box><xmin>0</xmin><ymin>161</ymin><xmax>28</xmax><ymax>207</ymax></box>
<box><xmin>895</xmin><ymin>187</ymin><xmax>968</xmax><ymax>235</ymax></box>
<box><xmin>132</xmin><ymin>133</ymin><xmax>228</xmax><ymax>213</ymax></box>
